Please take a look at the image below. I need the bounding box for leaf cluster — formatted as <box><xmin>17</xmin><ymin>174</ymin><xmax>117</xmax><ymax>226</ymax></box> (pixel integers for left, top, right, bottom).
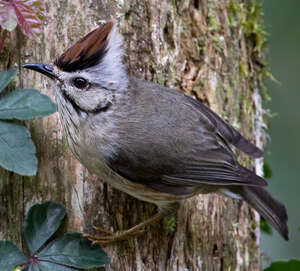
<box><xmin>0</xmin><ymin>69</ymin><xmax>56</xmax><ymax>175</ymax></box>
<box><xmin>264</xmin><ymin>260</ymin><xmax>300</xmax><ymax>271</ymax></box>
<box><xmin>0</xmin><ymin>202</ymin><xmax>109</xmax><ymax>271</ymax></box>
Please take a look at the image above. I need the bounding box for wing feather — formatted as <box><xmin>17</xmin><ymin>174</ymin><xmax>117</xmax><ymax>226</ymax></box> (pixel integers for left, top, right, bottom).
<box><xmin>183</xmin><ymin>95</ymin><xmax>263</xmax><ymax>158</ymax></box>
<box><xmin>103</xmin><ymin>78</ymin><xmax>266</xmax><ymax>196</ymax></box>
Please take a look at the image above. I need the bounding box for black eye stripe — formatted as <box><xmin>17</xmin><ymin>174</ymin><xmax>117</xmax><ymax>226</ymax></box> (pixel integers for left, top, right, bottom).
<box><xmin>73</xmin><ymin>77</ymin><xmax>88</xmax><ymax>89</ymax></box>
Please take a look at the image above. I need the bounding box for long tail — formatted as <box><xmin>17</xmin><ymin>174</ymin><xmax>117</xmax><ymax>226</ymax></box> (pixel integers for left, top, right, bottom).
<box><xmin>231</xmin><ymin>186</ymin><xmax>289</xmax><ymax>240</ymax></box>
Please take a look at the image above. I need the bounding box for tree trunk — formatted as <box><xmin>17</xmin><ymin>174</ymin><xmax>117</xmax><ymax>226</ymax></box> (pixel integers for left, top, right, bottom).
<box><xmin>0</xmin><ymin>0</ymin><xmax>266</xmax><ymax>270</ymax></box>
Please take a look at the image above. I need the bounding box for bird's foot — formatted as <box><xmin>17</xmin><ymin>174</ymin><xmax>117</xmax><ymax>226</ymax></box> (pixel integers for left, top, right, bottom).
<box><xmin>84</xmin><ymin>226</ymin><xmax>145</xmax><ymax>245</ymax></box>
<box><xmin>84</xmin><ymin>212</ymin><xmax>166</xmax><ymax>245</ymax></box>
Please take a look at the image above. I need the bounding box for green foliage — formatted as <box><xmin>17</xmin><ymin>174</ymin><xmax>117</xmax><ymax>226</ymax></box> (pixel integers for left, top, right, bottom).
<box><xmin>38</xmin><ymin>233</ymin><xmax>109</xmax><ymax>269</ymax></box>
<box><xmin>227</xmin><ymin>0</ymin><xmax>266</xmax><ymax>54</ymax></box>
<box><xmin>0</xmin><ymin>89</ymin><xmax>57</xmax><ymax>120</ymax></box>
<box><xmin>260</xmin><ymin>217</ymin><xmax>272</xmax><ymax>235</ymax></box>
<box><xmin>242</xmin><ymin>0</ymin><xmax>267</xmax><ymax>54</ymax></box>
<box><xmin>0</xmin><ymin>70</ymin><xmax>17</xmax><ymax>93</ymax></box>
<box><xmin>263</xmin><ymin>162</ymin><xmax>273</xmax><ymax>179</ymax></box>
<box><xmin>264</xmin><ymin>260</ymin><xmax>300</xmax><ymax>271</ymax></box>
<box><xmin>0</xmin><ymin>120</ymin><xmax>37</xmax><ymax>176</ymax></box>
<box><xmin>0</xmin><ymin>69</ymin><xmax>56</xmax><ymax>176</ymax></box>
<box><xmin>163</xmin><ymin>216</ymin><xmax>176</xmax><ymax>234</ymax></box>
<box><xmin>0</xmin><ymin>241</ymin><xmax>27</xmax><ymax>271</ymax></box>
<box><xmin>260</xmin><ymin>161</ymin><xmax>273</xmax><ymax>235</ymax></box>
<box><xmin>24</xmin><ymin>202</ymin><xmax>66</xmax><ymax>254</ymax></box>
<box><xmin>0</xmin><ymin>202</ymin><xmax>109</xmax><ymax>271</ymax></box>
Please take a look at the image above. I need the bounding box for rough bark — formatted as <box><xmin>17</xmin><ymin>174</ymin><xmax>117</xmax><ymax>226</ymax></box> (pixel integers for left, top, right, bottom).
<box><xmin>0</xmin><ymin>0</ymin><xmax>266</xmax><ymax>270</ymax></box>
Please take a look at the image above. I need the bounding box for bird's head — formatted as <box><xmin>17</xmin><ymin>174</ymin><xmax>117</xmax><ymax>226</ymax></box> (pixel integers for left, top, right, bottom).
<box><xmin>23</xmin><ymin>21</ymin><xmax>128</xmax><ymax>113</ymax></box>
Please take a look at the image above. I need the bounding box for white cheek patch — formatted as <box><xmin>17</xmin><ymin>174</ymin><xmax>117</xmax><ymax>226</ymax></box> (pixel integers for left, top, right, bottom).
<box><xmin>71</xmin><ymin>89</ymin><xmax>114</xmax><ymax>112</ymax></box>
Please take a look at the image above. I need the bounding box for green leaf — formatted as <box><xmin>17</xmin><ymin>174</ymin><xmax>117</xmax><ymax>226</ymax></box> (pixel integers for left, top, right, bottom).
<box><xmin>263</xmin><ymin>162</ymin><xmax>272</xmax><ymax>179</ymax></box>
<box><xmin>21</xmin><ymin>265</ymin><xmax>39</xmax><ymax>271</ymax></box>
<box><xmin>38</xmin><ymin>233</ymin><xmax>109</xmax><ymax>269</ymax></box>
<box><xmin>0</xmin><ymin>89</ymin><xmax>56</xmax><ymax>120</ymax></box>
<box><xmin>24</xmin><ymin>262</ymin><xmax>74</xmax><ymax>271</ymax></box>
<box><xmin>24</xmin><ymin>202</ymin><xmax>66</xmax><ymax>255</ymax></box>
<box><xmin>264</xmin><ymin>260</ymin><xmax>300</xmax><ymax>271</ymax></box>
<box><xmin>260</xmin><ymin>217</ymin><xmax>272</xmax><ymax>235</ymax></box>
<box><xmin>0</xmin><ymin>120</ymin><xmax>37</xmax><ymax>175</ymax></box>
<box><xmin>27</xmin><ymin>261</ymin><xmax>77</xmax><ymax>271</ymax></box>
<box><xmin>0</xmin><ymin>241</ymin><xmax>27</xmax><ymax>271</ymax></box>
<box><xmin>0</xmin><ymin>69</ymin><xmax>17</xmax><ymax>93</ymax></box>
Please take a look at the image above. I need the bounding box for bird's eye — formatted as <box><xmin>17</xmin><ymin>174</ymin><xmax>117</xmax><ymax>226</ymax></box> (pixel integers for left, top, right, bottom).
<box><xmin>73</xmin><ymin>77</ymin><xmax>88</xmax><ymax>89</ymax></box>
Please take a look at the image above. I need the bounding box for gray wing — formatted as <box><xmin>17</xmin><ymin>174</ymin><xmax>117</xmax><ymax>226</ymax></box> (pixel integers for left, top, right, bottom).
<box><xmin>105</xmin><ymin>78</ymin><xmax>266</xmax><ymax>195</ymax></box>
<box><xmin>183</xmin><ymin>94</ymin><xmax>263</xmax><ymax>158</ymax></box>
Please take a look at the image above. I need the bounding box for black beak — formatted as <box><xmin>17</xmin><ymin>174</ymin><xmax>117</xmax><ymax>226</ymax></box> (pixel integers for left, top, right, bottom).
<box><xmin>23</xmin><ymin>63</ymin><xmax>59</xmax><ymax>80</ymax></box>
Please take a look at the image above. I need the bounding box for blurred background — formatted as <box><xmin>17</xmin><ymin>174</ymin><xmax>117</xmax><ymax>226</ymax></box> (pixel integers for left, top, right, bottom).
<box><xmin>261</xmin><ymin>0</ymin><xmax>300</xmax><ymax>267</ymax></box>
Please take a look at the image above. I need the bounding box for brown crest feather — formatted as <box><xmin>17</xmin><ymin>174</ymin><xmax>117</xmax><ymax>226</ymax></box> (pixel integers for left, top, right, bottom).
<box><xmin>54</xmin><ymin>21</ymin><xmax>114</xmax><ymax>72</ymax></box>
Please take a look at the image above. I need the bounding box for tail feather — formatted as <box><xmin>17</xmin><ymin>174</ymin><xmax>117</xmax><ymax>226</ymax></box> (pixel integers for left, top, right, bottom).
<box><xmin>238</xmin><ymin>186</ymin><xmax>289</xmax><ymax>240</ymax></box>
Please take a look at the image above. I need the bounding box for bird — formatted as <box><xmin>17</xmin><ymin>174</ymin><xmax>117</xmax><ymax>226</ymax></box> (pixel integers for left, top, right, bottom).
<box><xmin>23</xmin><ymin>20</ymin><xmax>288</xmax><ymax>243</ymax></box>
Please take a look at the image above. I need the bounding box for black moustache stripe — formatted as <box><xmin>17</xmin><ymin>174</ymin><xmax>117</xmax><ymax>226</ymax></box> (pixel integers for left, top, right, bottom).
<box><xmin>62</xmin><ymin>90</ymin><xmax>83</xmax><ymax>115</ymax></box>
<box><xmin>90</xmin><ymin>101</ymin><xmax>112</xmax><ymax>114</ymax></box>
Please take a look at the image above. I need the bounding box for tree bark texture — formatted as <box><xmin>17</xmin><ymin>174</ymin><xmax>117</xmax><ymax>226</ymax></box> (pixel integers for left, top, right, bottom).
<box><xmin>0</xmin><ymin>0</ymin><xmax>266</xmax><ymax>270</ymax></box>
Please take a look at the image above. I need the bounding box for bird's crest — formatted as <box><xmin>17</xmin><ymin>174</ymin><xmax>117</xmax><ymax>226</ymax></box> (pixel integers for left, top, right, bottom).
<box><xmin>54</xmin><ymin>21</ymin><xmax>114</xmax><ymax>72</ymax></box>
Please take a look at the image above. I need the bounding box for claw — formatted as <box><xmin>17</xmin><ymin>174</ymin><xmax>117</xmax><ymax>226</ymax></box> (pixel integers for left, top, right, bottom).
<box><xmin>84</xmin><ymin>227</ymin><xmax>145</xmax><ymax>244</ymax></box>
<box><xmin>83</xmin><ymin>212</ymin><xmax>165</xmax><ymax>244</ymax></box>
<box><xmin>92</xmin><ymin>226</ymin><xmax>114</xmax><ymax>235</ymax></box>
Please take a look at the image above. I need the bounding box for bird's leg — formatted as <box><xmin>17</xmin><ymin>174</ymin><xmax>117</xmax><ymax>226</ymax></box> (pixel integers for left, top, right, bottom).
<box><xmin>84</xmin><ymin>202</ymin><xmax>181</xmax><ymax>245</ymax></box>
<box><xmin>84</xmin><ymin>211</ymin><xmax>166</xmax><ymax>245</ymax></box>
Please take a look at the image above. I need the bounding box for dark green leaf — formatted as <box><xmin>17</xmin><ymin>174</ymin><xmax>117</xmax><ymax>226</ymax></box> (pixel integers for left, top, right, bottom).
<box><xmin>40</xmin><ymin>261</ymin><xmax>77</xmax><ymax>271</ymax></box>
<box><xmin>24</xmin><ymin>202</ymin><xmax>66</xmax><ymax>255</ymax></box>
<box><xmin>38</xmin><ymin>233</ymin><xmax>109</xmax><ymax>269</ymax></box>
<box><xmin>263</xmin><ymin>162</ymin><xmax>272</xmax><ymax>179</ymax></box>
<box><xmin>260</xmin><ymin>217</ymin><xmax>272</xmax><ymax>235</ymax></box>
<box><xmin>22</xmin><ymin>264</ymin><xmax>40</xmax><ymax>271</ymax></box>
<box><xmin>264</xmin><ymin>260</ymin><xmax>300</xmax><ymax>271</ymax></box>
<box><xmin>24</xmin><ymin>262</ymin><xmax>75</xmax><ymax>271</ymax></box>
<box><xmin>0</xmin><ymin>241</ymin><xmax>27</xmax><ymax>271</ymax></box>
<box><xmin>0</xmin><ymin>89</ymin><xmax>56</xmax><ymax>120</ymax></box>
<box><xmin>0</xmin><ymin>120</ymin><xmax>37</xmax><ymax>175</ymax></box>
<box><xmin>0</xmin><ymin>70</ymin><xmax>17</xmax><ymax>93</ymax></box>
